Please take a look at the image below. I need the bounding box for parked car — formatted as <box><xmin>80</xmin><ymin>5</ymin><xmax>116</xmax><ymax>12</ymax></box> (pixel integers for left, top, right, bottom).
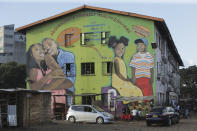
<box><xmin>146</xmin><ymin>106</ymin><xmax>180</xmax><ymax>126</ymax></box>
<box><xmin>66</xmin><ymin>105</ymin><xmax>114</xmax><ymax>124</ymax></box>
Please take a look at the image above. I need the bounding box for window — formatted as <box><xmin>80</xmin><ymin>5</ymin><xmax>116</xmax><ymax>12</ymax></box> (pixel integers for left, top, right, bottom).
<box><xmin>84</xmin><ymin>106</ymin><xmax>93</xmax><ymax>112</ymax></box>
<box><xmin>4</xmin><ymin>34</ymin><xmax>13</xmax><ymax>39</ymax></box>
<box><xmin>82</xmin><ymin>96</ymin><xmax>95</xmax><ymax>105</ymax></box>
<box><xmin>4</xmin><ymin>26</ymin><xmax>14</xmax><ymax>31</ymax></box>
<box><xmin>81</xmin><ymin>62</ymin><xmax>95</xmax><ymax>75</ymax></box>
<box><xmin>81</xmin><ymin>33</ymin><xmax>85</xmax><ymax>45</ymax></box>
<box><xmin>101</xmin><ymin>32</ymin><xmax>110</xmax><ymax>44</ymax></box>
<box><xmin>158</xmin><ymin>36</ymin><xmax>161</xmax><ymax>50</ymax></box>
<box><xmin>72</xmin><ymin>106</ymin><xmax>84</xmax><ymax>111</ymax></box>
<box><xmin>66</xmin><ymin>63</ymin><xmax>71</xmax><ymax>76</ymax></box>
<box><xmin>5</xmin><ymin>43</ymin><xmax>13</xmax><ymax>47</ymax></box>
<box><xmin>65</xmin><ymin>34</ymin><xmax>73</xmax><ymax>46</ymax></box>
<box><xmin>80</xmin><ymin>32</ymin><xmax>94</xmax><ymax>45</ymax></box>
<box><xmin>102</xmin><ymin>62</ymin><xmax>112</xmax><ymax>75</ymax></box>
<box><xmin>63</xmin><ymin>63</ymin><xmax>75</xmax><ymax>77</ymax></box>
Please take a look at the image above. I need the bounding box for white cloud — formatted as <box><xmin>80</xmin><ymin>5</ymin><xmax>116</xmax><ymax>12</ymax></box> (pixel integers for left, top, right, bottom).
<box><xmin>2</xmin><ymin>0</ymin><xmax>197</xmax><ymax>4</ymax></box>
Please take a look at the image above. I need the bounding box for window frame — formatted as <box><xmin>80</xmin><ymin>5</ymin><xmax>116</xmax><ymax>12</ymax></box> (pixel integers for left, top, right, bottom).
<box><xmin>65</xmin><ymin>33</ymin><xmax>73</xmax><ymax>47</ymax></box>
<box><xmin>101</xmin><ymin>31</ymin><xmax>110</xmax><ymax>45</ymax></box>
<box><xmin>102</xmin><ymin>61</ymin><xmax>112</xmax><ymax>76</ymax></box>
<box><xmin>63</xmin><ymin>63</ymin><xmax>75</xmax><ymax>77</ymax></box>
<box><xmin>80</xmin><ymin>32</ymin><xmax>94</xmax><ymax>46</ymax></box>
<box><xmin>81</xmin><ymin>62</ymin><xmax>95</xmax><ymax>75</ymax></box>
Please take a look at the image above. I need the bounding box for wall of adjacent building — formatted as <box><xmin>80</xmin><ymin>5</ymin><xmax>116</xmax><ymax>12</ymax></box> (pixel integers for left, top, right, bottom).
<box><xmin>0</xmin><ymin>25</ymin><xmax>26</xmax><ymax>64</ymax></box>
<box><xmin>154</xmin><ymin>25</ymin><xmax>180</xmax><ymax>106</ymax></box>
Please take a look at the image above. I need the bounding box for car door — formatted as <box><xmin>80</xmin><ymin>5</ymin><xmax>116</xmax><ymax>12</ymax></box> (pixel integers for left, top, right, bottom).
<box><xmin>74</xmin><ymin>106</ymin><xmax>86</xmax><ymax>122</ymax></box>
<box><xmin>84</xmin><ymin>106</ymin><xmax>98</xmax><ymax>122</ymax></box>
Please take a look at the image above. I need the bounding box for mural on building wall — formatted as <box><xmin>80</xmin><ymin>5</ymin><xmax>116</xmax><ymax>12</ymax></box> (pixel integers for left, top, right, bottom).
<box><xmin>129</xmin><ymin>38</ymin><xmax>154</xmax><ymax>96</ymax></box>
<box><xmin>25</xmin><ymin>10</ymin><xmax>155</xmax><ymax>112</ymax></box>
<box><xmin>102</xmin><ymin>27</ymin><xmax>154</xmax><ymax>110</ymax></box>
<box><xmin>107</xmin><ymin>36</ymin><xmax>143</xmax><ymax>104</ymax></box>
<box><xmin>26</xmin><ymin>38</ymin><xmax>76</xmax><ymax>92</ymax></box>
<box><xmin>133</xmin><ymin>25</ymin><xmax>151</xmax><ymax>37</ymax></box>
<box><xmin>57</xmin><ymin>27</ymin><xmax>81</xmax><ymax>47</ymax></box>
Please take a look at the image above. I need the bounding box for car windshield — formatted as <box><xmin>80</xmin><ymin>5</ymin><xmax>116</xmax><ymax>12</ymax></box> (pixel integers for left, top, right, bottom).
<box><xmin>151</xmin><ymin>107</ymin><xmax>164</xmax><ymax>113</ymax></box>
<box><xmin>92</xmin><ymin>105</ymin><xmax>105</xmax><ymax>112</ymax></box>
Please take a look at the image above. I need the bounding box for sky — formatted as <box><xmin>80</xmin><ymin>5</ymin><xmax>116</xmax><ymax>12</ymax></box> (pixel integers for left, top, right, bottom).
<box><xmin>0</xmin><ymin>0</ymin><xmax>197</xmax><ymax>68</ymax></box>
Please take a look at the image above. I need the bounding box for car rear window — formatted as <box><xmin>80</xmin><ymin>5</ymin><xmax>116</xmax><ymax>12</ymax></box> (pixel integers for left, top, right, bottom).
<box><xmin>72</xmin><ymin>106</ymin><xmax>84</xmax><ymax>111</ymax></box>
<box><xmin>151</xmin><ymin>107</ymin><xmax>164</xmax><ymax>113</ymax></box>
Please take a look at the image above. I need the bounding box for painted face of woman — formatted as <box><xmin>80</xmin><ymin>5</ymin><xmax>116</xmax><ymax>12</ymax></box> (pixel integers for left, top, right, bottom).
<box><xmin>32</xmin><ymin>44</ymin><xmax>45</xmax><ymax>61</ymax></box>
<box><xmin>114</xmin><ymin>43</ymin><xmax>125</xmax><ymax>58</ymax></box>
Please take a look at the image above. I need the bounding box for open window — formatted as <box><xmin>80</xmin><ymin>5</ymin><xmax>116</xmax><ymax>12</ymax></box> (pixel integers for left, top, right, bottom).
<box><xmin>102</xmin><ymin>62</ymin><xmax>112</xmax><ymax>75</ymax></box>
<box><xmin>63</xmin><ymin>63</ymin><xmax>75</xmax><ymax>77</ymax></box>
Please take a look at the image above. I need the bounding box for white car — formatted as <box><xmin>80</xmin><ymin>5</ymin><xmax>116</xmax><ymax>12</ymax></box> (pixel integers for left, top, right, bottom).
<box><xmin>66</xmin><ymin>105</ymin><xmax>114</xmax><ymax>124</ymax></box>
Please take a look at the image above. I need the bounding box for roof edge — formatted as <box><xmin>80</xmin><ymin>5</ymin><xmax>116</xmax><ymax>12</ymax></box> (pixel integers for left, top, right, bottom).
<box><xmin>157</xmin><ymin>21</ymin><xmax>184</xmax><ymax>66</ymax></box>
<box><xmin>16</xmin><ymin>5</ymin><xmax>164</xmax><ymax>32</ymax></box>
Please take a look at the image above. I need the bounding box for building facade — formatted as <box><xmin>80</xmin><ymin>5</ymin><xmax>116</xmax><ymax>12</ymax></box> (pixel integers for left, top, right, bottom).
<box><xmin>155</xmin><ymin>25</ymin><xmax>182</xmax><ymax>106</ymax></box>
<box><xmin>0</xmin><ymin>24</ymin><xmax>26</xmax><ymax>64</ymax></box>
<box><xmin>16</xmin><ymin>5</ymin><xmax>183</xmax><ymax>114</ymax></box>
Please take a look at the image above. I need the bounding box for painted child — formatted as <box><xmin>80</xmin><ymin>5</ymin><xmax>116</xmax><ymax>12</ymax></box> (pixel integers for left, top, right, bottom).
<box><xmin>108</xmin><ymin>36</ymin><xmax>143</xmax><ymax>104</ymax></box>
<box><xmin>129</xmin><ymin>38</ymin><xmax>154</xmax><ymax>96</ymax></box>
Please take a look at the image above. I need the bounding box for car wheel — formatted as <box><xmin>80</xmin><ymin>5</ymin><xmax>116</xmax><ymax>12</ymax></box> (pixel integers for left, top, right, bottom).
<box><xmin>96</xmin><ymin>117</ymin><xmax>104</xmax><ymax>124</ymax></box>
<box><xmin>167</xmin><ymin>118</ymin><xmax>172</xmax><ymax>126</ymax></box>
<box><xmin>146</xmin><ymin>121</ymin><xmax>151</xmax><ymax>126</ymax></box>
<box><xmin>68</xmin><ymin>116</ymin><xmax>76</xmax><ymax>123</ymax></box>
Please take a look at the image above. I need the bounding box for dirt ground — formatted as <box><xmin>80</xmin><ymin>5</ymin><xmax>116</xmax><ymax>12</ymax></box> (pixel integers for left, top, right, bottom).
<box><xmin>2</xmin><ymin>112</ymin><xmax>197</xmax><ymax>131</ymax></box>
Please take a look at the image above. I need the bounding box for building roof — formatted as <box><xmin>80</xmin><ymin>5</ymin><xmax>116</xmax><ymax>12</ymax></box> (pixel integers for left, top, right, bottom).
<box><xmin>0</xmin><ymin>88</ymin><xmax>51</xmax><ymax>93</ymax></box>
<box><xmin>15</xmin><ymin>5</ymin><xmax>164</xmax><ymax>32</ymax></box>
<box><xmin>15</xmin><ymin>5</ymin><xmax>183</xmax><ymax>66</ymax></box>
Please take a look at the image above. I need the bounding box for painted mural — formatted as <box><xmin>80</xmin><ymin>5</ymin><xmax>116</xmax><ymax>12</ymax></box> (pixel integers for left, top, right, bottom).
<box><xmin>26</xmin><ymin>38</ymin><xmax>76</xmax><ymax>92</ymax></box>
<box><xmin>129</xmin><ymin>38</ymin><xmax>154</xmax><ymax>96</ymax></box>
<box><xmin>102</xmin><ymin>36</ymin><xmax>154</xmax><ymax>111</ymax></box>
<box><xmin>25</xmin><ymin>10</ymin><xmax>155</xmax><ymax>112</ymax></box>
<box><xmin>108</xmin><ymin>36</ymin><xmax>143</xmax><ymax>104</ymax></box>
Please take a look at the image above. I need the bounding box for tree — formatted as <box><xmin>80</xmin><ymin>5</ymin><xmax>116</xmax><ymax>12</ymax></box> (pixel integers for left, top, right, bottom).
<box><xmin>180</xmin><ymin>65</ymin><xmax>197</xmax><ymax>99</ymax></box>
<box><xmin>0</xmin><ymin>62</ymin><xmax>26</xmax><ymax>89</ymax></box>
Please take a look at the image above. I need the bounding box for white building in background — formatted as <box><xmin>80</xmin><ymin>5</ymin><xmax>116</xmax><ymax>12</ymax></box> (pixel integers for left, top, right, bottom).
<box><xmin>155</xmin><ymin>25</ymin><xmax>181</xmax><ymax>106</ymax></box>
<box><xmin>0</xmin><ymin>24</ymin><xmax>26</xmax><ymax>64</ymax></box>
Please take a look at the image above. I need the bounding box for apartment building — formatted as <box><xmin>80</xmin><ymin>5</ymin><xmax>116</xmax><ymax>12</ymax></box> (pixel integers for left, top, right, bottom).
<box><xmin>16</xmin><ymin>5</ymin><xmax>183</xmax><ymax>115</ymax></box>
<box><xmin>0</xmin><ymin>24</ymin><xmax>26</xmax><ymax>64</ymax></box>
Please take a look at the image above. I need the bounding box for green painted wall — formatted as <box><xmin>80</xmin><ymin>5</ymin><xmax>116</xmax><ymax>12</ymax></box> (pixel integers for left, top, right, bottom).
<box><xmin>26</xmin><ymin>9</ymin><xmax>156</xmax><ymax>104</ymax></box>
